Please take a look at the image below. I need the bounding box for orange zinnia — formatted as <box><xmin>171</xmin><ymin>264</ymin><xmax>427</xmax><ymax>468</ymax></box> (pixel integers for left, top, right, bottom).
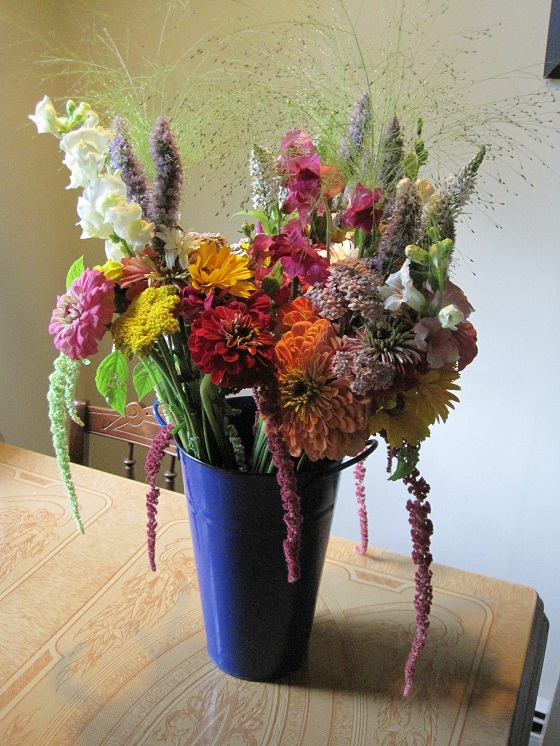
<box><xmin>275</xmin><ymin>319</ymin><xmax>371</xmax><ymax>461</ymax></box>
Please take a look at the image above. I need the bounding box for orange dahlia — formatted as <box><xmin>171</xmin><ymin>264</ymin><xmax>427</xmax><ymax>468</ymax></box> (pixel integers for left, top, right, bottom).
<box><xmin>275</xmin><ymin>319</ymin><xmax>371</xmax><ymax>461</ymax></box>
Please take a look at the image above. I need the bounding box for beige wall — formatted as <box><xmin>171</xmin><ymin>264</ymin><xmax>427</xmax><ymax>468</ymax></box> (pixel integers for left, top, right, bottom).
<box><xmin>2</xmin><ymin>0</ymin><xmax>560</xmax><ymax>701</ymax></box>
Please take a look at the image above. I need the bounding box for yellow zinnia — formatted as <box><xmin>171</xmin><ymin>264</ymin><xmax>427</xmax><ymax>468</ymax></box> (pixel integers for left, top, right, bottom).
<box><xmin>370</xmin><ymin>365</ymin><xmax>461</xmax><ymax>448</ymax></box>
<box><xmin>111</xmin><ymin>285</ymin><xmax>179</xmax><ymax>358</ymax></box>
<box><xmin>188</xmin><ymin>240</ymin><xmax>256</xmax><ymax>298</ymax></box>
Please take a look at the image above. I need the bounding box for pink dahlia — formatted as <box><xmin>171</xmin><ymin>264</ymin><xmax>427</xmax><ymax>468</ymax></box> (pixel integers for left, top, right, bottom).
<box><xmin>188</xmin><ymin>295</ymin><xmax>275</xmax><ymax>389</ymax></box>
<box><xmin>49</xmin><ymin>269</ymin><xmax>115</xmax><ymax>360</ymax></box>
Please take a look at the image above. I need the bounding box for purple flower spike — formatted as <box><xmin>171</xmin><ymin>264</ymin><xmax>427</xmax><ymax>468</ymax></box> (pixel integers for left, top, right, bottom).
<box><xmin>145</xmin><ymin>423</ymin><xmax>174</xmax><ymax>572</ymax></box>
<box><xmin>147</xmin><ymin>117</ymin><xmax>184</xmax><ymax>253</ymax></box>
<box><xmin>109</xmin><ymin>117</ymin><xmax>150</xmax><ymax>217</ymax></box>
<box><xmin>339</xmin><ymin>91</ymin><xmax>372</xmax><ymax>167</ymax></box>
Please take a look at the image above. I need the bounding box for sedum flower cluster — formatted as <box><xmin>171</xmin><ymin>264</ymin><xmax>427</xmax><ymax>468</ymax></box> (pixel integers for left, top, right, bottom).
<box><xmin>34</xmin><ymin>90</ymin><xmax>484</xmax><ymax>696</ymax></box>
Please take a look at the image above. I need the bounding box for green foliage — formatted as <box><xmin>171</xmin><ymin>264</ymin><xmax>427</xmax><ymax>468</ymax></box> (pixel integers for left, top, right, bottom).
<box><xmin>388</xmin><ymin>445</ymin><xmax>419</xmax><ymax>482</ymax></box>
<box><xmin>66</xmin><ymin>257</ymin><xmax>85</xmax><ymax>289</ymax></box>
<box><xmin>133</xmin><ymin>360</ymin><xmax>161</xmax><ymax>401</ymax></box>
<box><xmin>95</xmin><ymin>349</ymin><xmax>128</xmax><ymax>415</ymax></box>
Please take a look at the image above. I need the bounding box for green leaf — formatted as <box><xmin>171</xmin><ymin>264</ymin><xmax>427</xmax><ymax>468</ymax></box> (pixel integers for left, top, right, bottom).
<box><xmin>233</xmin><ymin>210</ymin><xmax>271</xmax><ymax>235</ymax></box>
<box><xmin>95</xmin><ymin>350</ymin><xmax>128</xmax><ymax>416</ymax></box>
<box><xmin>388</xmin><ymin>445</ymin><xmax>420</xmax><ymax>482</ymax></box>
<box><xmin>133</xmin><ymin>361</ymin><xmax>160</xmax><ymax>401</ymax></box>
<box><xmin>261</xmin><ymin>260</ymin><xmax>284</xmax><ymax>298</ymax></box>
<box><xmin>66</xmin><ymin>257</ymin><xmax>85</xmax><ymax>289</ymax></box>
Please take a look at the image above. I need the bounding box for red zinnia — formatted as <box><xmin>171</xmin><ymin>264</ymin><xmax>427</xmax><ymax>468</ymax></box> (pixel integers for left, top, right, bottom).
<box><xmin>189</xmin><ymin>295</ymin><xmax>275</xmax><ymax>389</ymax></box>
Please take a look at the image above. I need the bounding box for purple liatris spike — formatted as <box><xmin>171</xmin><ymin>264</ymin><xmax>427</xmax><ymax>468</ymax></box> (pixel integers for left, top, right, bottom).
<box><xmin>339</xmin><ymin>91</ymin><xmax>372</xmax><ymax>168</ymax></box>
<box><xmin>147</xmin><ymin>117</ymin><xmax>184</xmax><ymax>253</ymax></box>
<box><xmin>145</xmin><ymin>423</ymin><xmax>174</xmax><ymax>571</ymax></box>
<box><xmin>354</xmin><ymin>456</ymin><xmax>368</xmax><ymax>554</ymax></box>
<box><xmin>401</xmin><ymin>467</ymin><xmax>433</xmax><ymax>698</ymax></box>
<box><xmin>372</xmin><ymin>179</ymin><xmax>422</xmax><ymax>275</ymax></box>
<box><xmin>254</xmin><ymin>381</ymin><xmax>302</xmax><ymax>583</ymax></box>
<box><xmin>109</xmin><ymin>117</ymin><xmax>150</xmax><ymax>217</ymax></box>
<box><xmin>377</xmin><ymin>115</ymin><xmax>405</xmax><ymax>191</ymax></box>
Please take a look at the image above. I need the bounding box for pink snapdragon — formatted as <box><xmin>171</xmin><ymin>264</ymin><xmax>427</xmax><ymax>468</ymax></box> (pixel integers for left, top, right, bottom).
<box><xmin>339</xmin><ymin>183</ymin><xmax>383</xmax><ymax>233</ymax></box>
<box><xmin>49</xmin><ymin>269</ymin><xmax>115</xmax><ymax>360</ymax></box>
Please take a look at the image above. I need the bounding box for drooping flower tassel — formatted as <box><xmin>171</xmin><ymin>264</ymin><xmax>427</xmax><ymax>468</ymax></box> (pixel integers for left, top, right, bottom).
<box><xmin>354</xmin><ymin>456</ymin><xmax>369</xmax><ymax>555</ymax></box>
<box><xmin>402</xmin><ymin>467</ymin><xmax>433</xmax><ymax>698</ymax></box>
<box><xmin>254</xmin><ymin>380</ymin><xmax>303</xmax><ymax>583</ymax></box>
<box><xmin>145</xmin><ymin>423</ymin><xmax>174</xmax><ymax>572</ymax></box>
<box><xmin>47</xmin><ymin>352</ymin><xmax>84</xmax><ymax>533</ymax></box>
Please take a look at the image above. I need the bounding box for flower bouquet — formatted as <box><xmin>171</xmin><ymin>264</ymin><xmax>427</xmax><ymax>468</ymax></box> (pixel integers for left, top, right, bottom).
<box><xmin>32</xmin><ymin>87</ymin><xmax>482</xmax><ymax>693</ymax></box>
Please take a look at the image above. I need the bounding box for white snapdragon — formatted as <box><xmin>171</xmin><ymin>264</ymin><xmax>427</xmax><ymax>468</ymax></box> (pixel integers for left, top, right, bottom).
<box><xmin>78</xmin><ymin>171</ymin><xmax>154</xmax><ymax>259</ymax></box>
<box><xmin>77</xmin><ymin>172</ymin><xmax>127</xmax><ymax>239</ymax></box>
<box><xmin>60</xmin><ymin>126</ymin><xmax>114</xmax><ymax>189</ymax></box>
<box><xmin>28</xmin><ymin>96</ymin><xmax>65</xmax><ymax>137</ymax></box>
<box><xmin>438</xmin><ymin>304</ymin><xmax>464</xmax><ymax>331</ymax></box>
<box><xmin>378</xmin><ymin>259</ymin><xmax>427</xmax><ymax>313</ymax></box>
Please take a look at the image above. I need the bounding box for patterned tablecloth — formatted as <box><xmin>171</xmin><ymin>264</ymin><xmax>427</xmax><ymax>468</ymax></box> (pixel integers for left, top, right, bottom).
<box><xmin>0</xmin><ymin>443</ymin><xmax>547</xmax><ymax>745</ymax></box>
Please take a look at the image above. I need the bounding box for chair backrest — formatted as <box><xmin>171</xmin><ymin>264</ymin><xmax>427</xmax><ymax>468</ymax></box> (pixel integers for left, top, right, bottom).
<box><xmin>69</xmin><ymin>400</ymin><xmax>178</xmax><ymax>491</ymax></box>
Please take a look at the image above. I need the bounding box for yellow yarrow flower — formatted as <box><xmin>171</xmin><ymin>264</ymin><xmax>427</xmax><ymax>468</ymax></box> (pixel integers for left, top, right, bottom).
<box><xmin>370</xmin><ymin>365</ymin><xmax>461</xmax><ymax>448</ymax></box>
<box><xmin>188</xmin><ymin>240</ymin><xmax>256</xmax><ymax>298</ymax></box>
<box><xmin>112</xmin><ymin>285</ymin><xmax>179</xmax><ymax>358</ymax></box>
<box><xmin>94</xmin><ymin>259</ymin><xmax>124</xmax><ymax>282</ymax></box>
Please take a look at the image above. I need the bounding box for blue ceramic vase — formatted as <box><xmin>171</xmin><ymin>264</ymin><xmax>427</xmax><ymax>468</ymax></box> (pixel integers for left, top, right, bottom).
<box><xmin>154</xmin><ymin>397</ymin><xmax>376</xmax><ymax>681</ymax></box>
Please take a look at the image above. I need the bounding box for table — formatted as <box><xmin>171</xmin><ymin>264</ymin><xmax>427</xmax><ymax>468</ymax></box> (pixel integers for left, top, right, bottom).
<box><xmin>0</xmin><ymin>442</ymin><xmax>547</xmax><ymax>745</ymax></box>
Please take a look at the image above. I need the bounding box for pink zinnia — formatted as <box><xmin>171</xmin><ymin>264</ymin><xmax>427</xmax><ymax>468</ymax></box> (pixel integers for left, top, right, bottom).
<box><xmin>49</xmin><ymin>269</ymin><xmax>115</xmax><ymax>360</ymax></box>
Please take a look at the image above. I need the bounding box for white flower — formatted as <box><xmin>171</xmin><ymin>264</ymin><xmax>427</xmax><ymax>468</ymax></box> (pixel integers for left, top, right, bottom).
<box><xmin>60</xmin><ymin>126</ymin><xmax>114</xmax><ymax>188</ymax></box>
<box><xmin>105</xmin><ymin>237</ymin><xmax>127</xmax><ymax>262</ymax></box>
<box><xmin>378</xmin><ymin>259</ymin><xmax>427</xmax><ymax>313</ymax></box>
<box><xmin>77</xmin><ymin>172</ymin><xmax>154</xmax><ymax>251</ymax></box>
<box><xmin>329</xmin><ymin>239</ymin><xmax>359</xmax><ymax>263</ymax></box>
<box><xmin>77</xmin><ymin>172</ymin><xmax>127</xmax><ymax>238</ymax></box>
<box><xmin>438</xmin><ymin>304</ymin><xmax>464</xmax><ymax>330</ymax></box>
<box><xmin>29</xmin><ymin>96</ymin><xmax>64</xmax><ymax>138</ymax></box>
<box><xmin>156</xmin><ymin>226</ymin><xmax>200</xmax><ymax>269</ymax></box>
<box><xmin>118</xmin><ymin>217</ymin><xmax>155</xmax><ymax>251</ymax></box>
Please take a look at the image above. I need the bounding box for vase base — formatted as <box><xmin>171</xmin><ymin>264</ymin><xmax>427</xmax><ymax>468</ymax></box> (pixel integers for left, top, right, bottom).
<box><xmin>208</xmin><ymin>651</ymin><xmax>307</xmax><ymax>683</ymax></box>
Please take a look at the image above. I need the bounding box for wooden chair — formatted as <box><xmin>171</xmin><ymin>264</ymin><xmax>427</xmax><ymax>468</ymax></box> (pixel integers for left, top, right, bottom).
<box><xmin>69</xmin><ymin>400</ymin><xmax>179</xmax><ymax>491</ymax></box>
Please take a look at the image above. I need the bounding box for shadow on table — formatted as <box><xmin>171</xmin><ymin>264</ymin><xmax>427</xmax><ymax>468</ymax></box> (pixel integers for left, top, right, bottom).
<box><xmin>284</xmin><ymin>610</ymin><xmax>515</xmax><ymax>714</ymax></box>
